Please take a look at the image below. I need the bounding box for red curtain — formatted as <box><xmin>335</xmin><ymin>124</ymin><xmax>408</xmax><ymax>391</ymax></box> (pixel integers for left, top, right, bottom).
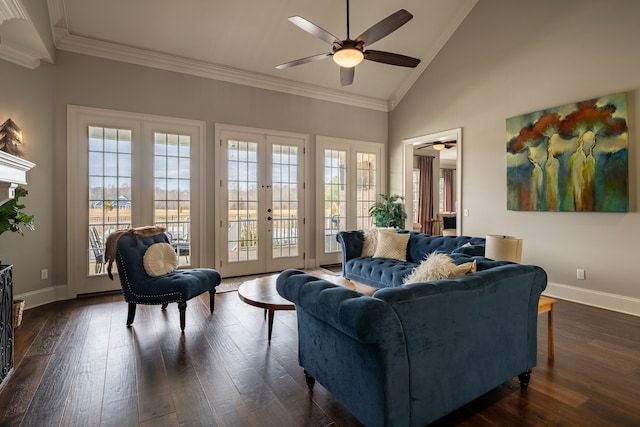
<box><xmin>443</xmin><ymin>168</ymin><xmax>455</xmax><ymax>212</ymax></box>
<box><xmin>417</xmin><ymin>156</ymin><xmax>433</xmax><ymax>234</ymax></box>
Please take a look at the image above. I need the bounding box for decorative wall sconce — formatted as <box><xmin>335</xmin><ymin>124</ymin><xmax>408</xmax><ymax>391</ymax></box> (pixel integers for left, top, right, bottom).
<box><xmin>0</xmin><ymin>118</ymin><xmax>34</xmax><ymax>204</ymax></box>
<box><xmin>0</xmin><ymin>118</ymin><xmax>24</xmax><ymax>158</ymax></box>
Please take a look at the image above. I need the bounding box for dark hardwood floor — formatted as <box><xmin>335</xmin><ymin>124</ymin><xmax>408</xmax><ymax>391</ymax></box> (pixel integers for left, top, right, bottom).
<box><xmin>1</xmin><ymin>286</ymin><xmax>639</xmax><ymax>426</ymax></box>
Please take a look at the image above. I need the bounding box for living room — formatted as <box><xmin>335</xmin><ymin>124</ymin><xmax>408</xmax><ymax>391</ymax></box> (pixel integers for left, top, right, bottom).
<box><xmin>0</xmin><ymin>0</ymin><xmax>639</xmax><ymax>425</ymax></box>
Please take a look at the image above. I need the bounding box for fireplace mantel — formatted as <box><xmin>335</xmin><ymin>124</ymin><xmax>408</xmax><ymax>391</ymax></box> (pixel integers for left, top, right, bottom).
<box><xmin>0</xmin><ymin>151</ymin><xmax>35</xmax><ymax>204</ymax></box>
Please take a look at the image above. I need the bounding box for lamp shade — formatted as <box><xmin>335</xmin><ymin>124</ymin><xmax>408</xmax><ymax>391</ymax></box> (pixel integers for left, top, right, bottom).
<box><xmin>485</xmin><ymin>234</ymin><xmax>523</xmax><ymax>263</ymax></box>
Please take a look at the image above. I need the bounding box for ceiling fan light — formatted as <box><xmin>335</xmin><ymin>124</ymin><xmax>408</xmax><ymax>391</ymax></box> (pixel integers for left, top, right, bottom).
<box><xmin>333</xmin><ymin>48</ymin><xmax>364</xmax><ymax>68</ymax></box>
<box><xmin>433</xmin><ymin>142</ymin><xmax>446</xmax><ymax>150</ymax></box>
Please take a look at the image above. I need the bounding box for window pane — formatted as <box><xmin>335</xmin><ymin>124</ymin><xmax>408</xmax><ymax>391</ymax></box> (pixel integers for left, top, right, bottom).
<box><xmin>153</xmin><ymin>132</ymin><xmax>191</xmax><ymax>266</ymax></box>
<box><xmin>88</xmin><ymin>126</ymin><xmax>133</xmax><ymax>276</ymax></box>
<box><xmin>272</xmin><ymin>144</ymin><xmax>299</xmax><ymax>258</ymax></box>
<box><xmin>227</xmin><ymin>139</ymin><xmax>258</xmax><ymax>263</ymax></box>
<box><xmin>323</xmin><ymin>149</ymin><xmax>346</xmax><ymax>253</ymax></box>
<box><xmin>356</xmin><ymin>152</ymin><xmax>377</xmax><ymax>230</ymax></box>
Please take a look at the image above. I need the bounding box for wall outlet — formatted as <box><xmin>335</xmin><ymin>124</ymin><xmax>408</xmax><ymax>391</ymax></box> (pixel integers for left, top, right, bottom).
<box><xmin>576</xmin><ymin>268</ymin><xmax>585</xmax><ymax>280</ymax></box>
<box><xmin>40</xmin><ymin>269</ymin><xmax>48</xmax><ymax>280</ymax></box>
<box><xmin>463</xmin><ymin>209</ymin><xmax>469</xmax><ymax>217</ymax></box>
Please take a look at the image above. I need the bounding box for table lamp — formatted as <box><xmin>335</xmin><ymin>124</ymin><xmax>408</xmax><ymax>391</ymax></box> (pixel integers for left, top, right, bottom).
<box><xmin>485</xmin><ymin>234</ymin><xmax>523</xmax><ymax>263</ymax></box>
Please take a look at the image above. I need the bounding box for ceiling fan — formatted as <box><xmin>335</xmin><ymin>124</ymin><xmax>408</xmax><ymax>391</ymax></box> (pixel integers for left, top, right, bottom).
<box><xmin>418</xmin><ymin>140</ymin><xmax>457</xmax><ymax>151</ymax></box>
<box><xmin>276</xmin><ymin>0</ymin><xmax>421</xmax><ymax>86</ymax></box>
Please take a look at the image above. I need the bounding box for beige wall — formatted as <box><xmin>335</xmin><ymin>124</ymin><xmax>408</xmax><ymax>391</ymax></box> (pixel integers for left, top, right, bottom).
<box><xmin>1</xmin><ymin>50</ymin><xmax>387</xmax><ymax>300</ymax></box>
<box><xmin>390</xmin><ymin>0</ymin><xmax>640</xmax><ymax>313</ymax></box>
<box><xmin>0</xmin><ymin>60</ymin><xmax>55</xmax><ymax>298</ymax></box>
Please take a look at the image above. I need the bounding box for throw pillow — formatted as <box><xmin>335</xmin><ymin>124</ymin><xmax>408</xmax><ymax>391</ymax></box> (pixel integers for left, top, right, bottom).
<box><xmin>373</xmin><ymin>231</ymin><xmax>410</xmax><ymax>261</ymax></box>
<box><xmin>361</xmin><ymin>229</ymin><xmax>379</xmax><ymax>257</ymax></box>
<box><xmin>403</xmin><ymin>252</ymin><xmax>477</xmax><ymax>284</ymax></box>
<box><xmin>143</xmin><ymin>242</ymin><xmax>178</xmax><ymax>277</ymax></box>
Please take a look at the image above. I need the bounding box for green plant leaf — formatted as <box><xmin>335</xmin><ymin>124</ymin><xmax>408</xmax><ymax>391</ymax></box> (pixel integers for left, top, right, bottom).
<box><xmin>0</xmin><ymin>186</ymin><xmax>35</xmax><ymax>236</ymax></box>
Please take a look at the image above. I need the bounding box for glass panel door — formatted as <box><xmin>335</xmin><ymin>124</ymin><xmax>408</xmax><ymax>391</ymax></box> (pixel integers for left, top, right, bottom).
<box><xmin>153</xmin><ymin>132</ymin><xmax>191</xmax><ymax>266</ymax></box>
<box><xmin>322</xmin><ymin>149</ymin><xmax>346</xmax><ymax>254</ymax></box>
<box><xmin>271</xmin><ymin>142</ymin><xmax>300</xmax><ymax>259</ymax></box>
<box><xmin>87</xmin><ymin>126</ymin><xmax>132</xmax><ymax>277</ymax></box>
<box><xmin>227</xmin><ymin>139</ymin><xmax>259</xmax><ymax>265</ymax></box>
<box><xmin>356</xmin><ymin>152</ymin><xmax>377</xmax><ymax>230</ymax></box>
<box><xmin>219</xmin><ymin>130</ymin><xmax>305</xmax><ymax>276</ymax></box>
<box><xmin>316</xmin><ymin>137</ymin><xmax>383</xmax><ymax>265</ymax></box>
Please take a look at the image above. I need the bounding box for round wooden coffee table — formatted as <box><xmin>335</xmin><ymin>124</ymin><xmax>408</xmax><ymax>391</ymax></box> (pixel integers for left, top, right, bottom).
<box><xmin>238</xmin><ymin>274</ymin><xmax>295</xmax><ymax>342</ymax></box>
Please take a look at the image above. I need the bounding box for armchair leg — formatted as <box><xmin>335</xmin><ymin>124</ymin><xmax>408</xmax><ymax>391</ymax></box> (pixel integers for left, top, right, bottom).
<box><xmin>178</xmin><ymin>301</ymin><xmax>187</xmax><ymax>331</ymax></box>
<box><xmin>127</xmin><ymin>303</ymin><xmax>137</xmax><ymax>327</ymax></box>
<box><xmin>209</xmin><ymin>290</ymin><xmax>215</xmax><ymax>314</ymax></box>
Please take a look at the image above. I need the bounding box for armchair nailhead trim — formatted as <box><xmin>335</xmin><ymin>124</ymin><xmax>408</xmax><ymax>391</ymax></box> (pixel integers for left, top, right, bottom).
<box><xmin>117</xmin><ymin>251</ymin><xmax>184</xmax><ymax>304</ymax></box>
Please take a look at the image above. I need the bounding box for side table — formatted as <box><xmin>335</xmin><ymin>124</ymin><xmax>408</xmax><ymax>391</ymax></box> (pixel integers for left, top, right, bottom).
<box><xmin>238</xmin><ymin>274</ymin><xmax>295</xmax><ymax>342</ymax></box>
<box><xmin>538</xmin><ymin>296</ymin><xmax>556</xmax><ymax>360</ymax></box>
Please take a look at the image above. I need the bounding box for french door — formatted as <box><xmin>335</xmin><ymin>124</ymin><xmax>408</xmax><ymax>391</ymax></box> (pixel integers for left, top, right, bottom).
<box><xmin>216</xmin><ymin>127</ymin><xmax>306</xmax><ymax>277</ymax></box>
<box><xmin>67</xmin><ymin>106</ymin><xmax>205</xmax><ymax>297</ymax></box>
<box><xmin>316</xmin><ymin>136</ymin><xmax>384</xmax><ymax>265</ymax></box>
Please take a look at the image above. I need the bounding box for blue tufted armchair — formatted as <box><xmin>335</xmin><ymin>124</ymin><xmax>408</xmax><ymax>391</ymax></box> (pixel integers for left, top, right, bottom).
<box><xmin>113</xmin><ymin>231</ymin><xmax>221</xmax><ymax>331</ymax></box>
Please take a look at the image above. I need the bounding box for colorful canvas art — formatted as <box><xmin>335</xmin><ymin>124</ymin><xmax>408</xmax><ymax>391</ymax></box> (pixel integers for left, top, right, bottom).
<box><xmin>506</xmin><ymin>92</ymin><xmax>628</xmax><ymax>212</ymax></box>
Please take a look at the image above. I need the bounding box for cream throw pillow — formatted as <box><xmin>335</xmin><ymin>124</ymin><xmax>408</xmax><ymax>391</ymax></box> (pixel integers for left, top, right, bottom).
<box><xmin>372</xmin><ymin>231</ymin><xmax>410</xmax><ymax>261</ymax></box>
<box><xmin>403</xmin><ymin>252</ymin><xmax>477</xmax><ymax>284</ymax></box>
<box><xmin>361</xmin><ymin>229</ymin><xmax>379</xmax><ymax>257</ymax></box>
<box><xmin>143</xmin><ymin>243</ymin><xmax>178</xmax><ymax>277</ymax></box>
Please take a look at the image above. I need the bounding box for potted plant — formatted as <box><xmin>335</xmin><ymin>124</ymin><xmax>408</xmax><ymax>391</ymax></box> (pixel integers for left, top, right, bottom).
<box><xmin>0</xmin><ymin>186</ymin><xmax>34</xmax><ymax>328</ymax></box>
<box><xmin>0</xmin><ymin>186</ymin><xmax>34</xmax><ymax>236</ymax></box>
<box><xmin>368</xmin><ymin>194</ymin><xmax>407</xmax><ymax>228</ymax></box>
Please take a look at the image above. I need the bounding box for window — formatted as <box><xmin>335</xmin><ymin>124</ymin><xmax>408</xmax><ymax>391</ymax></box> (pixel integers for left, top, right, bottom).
<box><xmin>316</xmin><ymin>136</ymin><xmax>384</xmax><ymax>265</ymax></box>
<box><xmin>356</xmin><ymin>152</ymin><xmax>377</xmax><ymax>230</ymax></box>
<box><xmin>322</xmin><ymin>148</ymin><xmax>346</xmax><ymax>253</ymax></box>
<box><xmin>88</xmin><ymin>126</ymin><xmax>132</xmax><ymax>275</ymax></box>
<box><xmin>68</xmin><ymin>106</ymin><xmax>205</xmax><ymax>296</ymax></box>
<box><xmin>154</xmin><ymin>132</ymin><xmax>191</xmax><ymax>265</ymax></box>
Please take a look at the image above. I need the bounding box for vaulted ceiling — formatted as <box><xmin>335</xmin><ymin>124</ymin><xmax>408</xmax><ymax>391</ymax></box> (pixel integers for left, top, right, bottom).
<box><xmin>1</xmin><ymin>0</ymin><xmax>478</xmax><ymax>111</ymax></box>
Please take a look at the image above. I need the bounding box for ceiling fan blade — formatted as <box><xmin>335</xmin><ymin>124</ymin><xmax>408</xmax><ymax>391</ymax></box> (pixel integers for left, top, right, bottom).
<box><xmin>288</xmin><ymin>16</ymin><xmax>341</xmax><ymax>46</ymax></box>
<box><xmin>340</xmin><ymin>67</ymin><xmax>354</xmax><ymax>86</ymax></box>
<box><xmin>364</xmin><ymin>50</ymin><xmax>420</xmax><ymax>68</ymax></box>
<box><xmin>355</xmin><ymin>9</ymin><xmax>413</xmax><ymax>47</ymax></box>
<box><xmin>276</xmin><ymin>53</ymin><xmax>332</xmax><ymax>70</ymax></box>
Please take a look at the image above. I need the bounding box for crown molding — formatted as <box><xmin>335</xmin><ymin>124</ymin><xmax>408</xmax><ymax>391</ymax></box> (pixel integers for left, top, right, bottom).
<box><xmin>0</xmin><ymin>0</ymin><xmax>28</xmax><ymax>24</ymax></box>
<box><xmin>52</xmin><ymin>27</ymin><xmax>389</xmax><ymax>112</ymax></box>
<box><xmin>0</xmin><ymin>0</ymin><xmax>39</xmax><ymax>68</ymax></box>
<box><xmin>0</xmin><ymin>43</ymin><xmax>40</xmax><ymax>68</ymax></box>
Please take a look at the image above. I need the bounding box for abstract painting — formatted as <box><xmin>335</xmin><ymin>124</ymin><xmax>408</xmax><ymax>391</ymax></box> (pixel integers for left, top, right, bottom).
<box><xmin>506</xmin><ymin>92</ymin><xmax>628</xmax><ymax>212</ymax></box>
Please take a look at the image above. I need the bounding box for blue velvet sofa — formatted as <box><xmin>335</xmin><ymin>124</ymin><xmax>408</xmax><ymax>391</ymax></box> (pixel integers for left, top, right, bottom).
<box><xmin>337</xmin><ymin>230</ymin><xmax>488</xmax><ymax>288</ymax></box>
<box><xmin>276</xmin><ymin>261</ymin><xmax>548</xmax><ymax>426</ymax></box>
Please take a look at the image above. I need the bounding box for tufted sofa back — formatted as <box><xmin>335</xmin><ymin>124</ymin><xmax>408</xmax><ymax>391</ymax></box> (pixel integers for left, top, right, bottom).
<box><xmin>399</xmin><ymin>231</ymin><xmax>486</xmax><ymax>263</ymax></box>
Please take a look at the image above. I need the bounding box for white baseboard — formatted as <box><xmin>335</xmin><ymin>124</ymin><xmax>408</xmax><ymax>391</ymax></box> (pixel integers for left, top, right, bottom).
<box><xmin>544</xmin><ymin>281</ymin><xmax>640</xmax><ymax>317</ymax></box>
<box><xmin>15</xmin><ymin>285</ymin><xmax>68</xmax><ymax>310</ymax></box>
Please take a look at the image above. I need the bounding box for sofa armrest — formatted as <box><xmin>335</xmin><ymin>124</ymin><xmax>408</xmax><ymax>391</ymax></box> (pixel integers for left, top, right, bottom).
<box><xmin>276</xmin><ymin>269</ymin><xmax>403</xmax><ymax>344</ymax></box>
<box><xmin>277</xmin><ymin>269</ymin><xmax>411</xmax><ymax>427</ymax></box>
<box><xmin>337</xmin><ymin>230</ymin><xmax>365</xmax><ymax>274</ymax></box>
